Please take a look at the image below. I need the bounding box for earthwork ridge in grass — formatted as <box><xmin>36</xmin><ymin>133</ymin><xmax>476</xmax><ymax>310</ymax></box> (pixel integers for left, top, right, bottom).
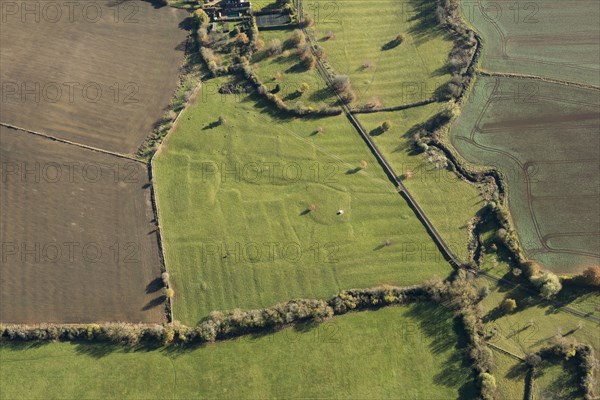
<box><xmin>153</xmin><ymin>81</ymin><xmax>454</xmax><ymax>324</ymax></box>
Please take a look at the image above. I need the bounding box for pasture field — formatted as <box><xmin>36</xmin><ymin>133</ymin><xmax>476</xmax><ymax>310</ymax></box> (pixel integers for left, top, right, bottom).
<box><xmin>461</xmin><ymin>0</ymin><xmax>600</xmax><ymax>86</ymax></box>
<box><xmin>0</xmin><ymin>304</ymin><xmax>476</xmax><ymax>399</ymax></box>
<box><xmin>358</xmin><ymin>104</ymin><xmax>485</xmax><ymax>262</ymax></box>
<box><xmin>0</xmin><ymin>0</ymin><xmax>188</xmax><ymax>154</ymax></box>
<box><xmin>303</xmin><ymin>0</ymin><xmax>453</xmax><ymax>106</ymax></box>
<box><xmin>251</xmin><ymin>29</ymin><xmax>338</xmax><ymax>107</ymax></box>
<box><xmin>533</xmin><ymin>358</ymin><xmax>584</xmax><ymax>399</ymax></box>
<box><xmin>489</xmin><ymin>350</ymin><xmax>527</xmax><ymax>400</ymax></box>
<box><xmin>476</xmin><ymin>278</ymin><xmax>600</xmax><ymax>355</ymax></box>
<box><xmin>153</xmin><ymin>79</ymin><xmax>452</xmax><ymax>325</ymax></box>
<box><xmin>450</xmin><ymin>76</ymin><xmax>600</xmax><ymax>273</ymax></box>
<box><xmin>0</xmin><ymin>126</ymin><xmax>164</xmax><ymax>323</ymax></box>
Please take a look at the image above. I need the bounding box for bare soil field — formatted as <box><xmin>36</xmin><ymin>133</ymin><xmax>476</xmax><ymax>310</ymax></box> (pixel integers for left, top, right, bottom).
<box><xmin>0</xmin><ymin>0</ymin><xmax>189</xmax><ymax>154</ymax></box>
<box><xmin>0</xmin><ymin>126</ymin><xmax>164</xmax><ymax>323</ymax></box>
<box><xmin>450</xmin><ymin>76</ymin><xmax>600</xmax><ymax>273</ymax></box>
<box><xmin>463</xmin><ymin>0</ymin><xmax>600</xmax><ymax>86</ymax></box>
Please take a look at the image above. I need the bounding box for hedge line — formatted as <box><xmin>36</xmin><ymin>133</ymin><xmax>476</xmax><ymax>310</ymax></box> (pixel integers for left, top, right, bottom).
<box><xmin>534</xmin><ymin>341</ymin><xmax>597</xmax><ymax>399</ymax></box>
<box><xmin>0</xmin><ymin>285</ymin><xmax>426</xmax><ymax>346</ymax></box>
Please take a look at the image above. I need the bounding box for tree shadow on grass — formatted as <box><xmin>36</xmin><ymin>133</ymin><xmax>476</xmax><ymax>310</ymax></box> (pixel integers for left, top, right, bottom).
<box><xmin>406</xmin><ymin>302</ymin><xmax>478</xmax><ymax>398</ymax></box>
<box><xmin>308</xmin><ymin>86</ymin><xmax>336</xmax><ymax>103</ymax></box>
<box><xmin>406</xmin><ymin>0</ymin><xmax>449</xmax><ymax>44</ymax></box>
<box><xmin>369</xmin><ymin>127</ymin><xmax>385</xmax><ymax>136</ymax></box>
<box><xmin>73</xmin><ymin>342</ymin><xmax>121</xmax><ymax>359</ymax></box>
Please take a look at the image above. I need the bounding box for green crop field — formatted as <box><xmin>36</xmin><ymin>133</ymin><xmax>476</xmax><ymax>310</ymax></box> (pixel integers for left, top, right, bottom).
<box><xmin>0</xmin><ymin>305</ymin><xmax>476</xmax><ymax>399</ymax></box>
<box><xmin>450</xmin><ymin>76</ymin><xmax>600</xmax><ymax>273</ymax></box>
<box><xmin>358</xmin><ymin>104</ymin><xmax>485</xmax><ymax>261</ymax></box>
<box><xmin>304</xmin><ymin>0</ymin><xmax>453</xmax><ymax>106</ymax></box>
<box><xmin>460</xmin><ymin>0</ymin><xmax>600</xmax><ymax>85</ymax></box>
<box><xmin>154</xmin><ymin>79</ymin><xmax>452</xmax><ymax>324</ymax></box>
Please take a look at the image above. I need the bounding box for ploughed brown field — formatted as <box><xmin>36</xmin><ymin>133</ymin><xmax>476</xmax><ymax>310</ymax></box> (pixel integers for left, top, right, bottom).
<box><xmin>0</xmin><ymin>126</ymin><xmax>164</xmax><ymax>323</ymax></box>
<box><xmin>0</xmin><ymin>0</ymin><xmax>189</xmax><ymax>154</ymax></box>
<box><xmin>450</xmin><ymin>77</ymin><xmax>600</xmax><ymax>273</ymax></box>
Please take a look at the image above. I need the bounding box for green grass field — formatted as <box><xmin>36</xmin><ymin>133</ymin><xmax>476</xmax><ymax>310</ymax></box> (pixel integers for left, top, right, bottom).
<box><xmin>304</xmin><ymin>0</ymin><xmax>453</xmax><ymax>106</ymax></box>
<box><xmin>0</xmin><ymin>305</ymin><xmax>476</xmax><ymax>399</ymax></box>
<box><xmin>358</xmin><ymin>104</ymin><xmax>485</xmax><ymax>261</ymax></box>
<box><xmin>477</xmin><ymin>279</ymin><xmax>600</xmax><ymax>355</ymax></box>
<box><xmin>460</xmin><ymin>0</ymin><xmax>600</xmax><ymax>85</ymax></box>
<box><xmin>251</xmin><ymin>29</ymin><xmax>338</xmax><ymax>107</ymax></box>
<box><xmin>489</xmin><ymin>350</ymin><xmax>527</xmax><ymax>400</ymax></box>
<box><xmin>533</xmin><ymin>357</ymin><xmax>584</xmax><ymax>399</ymax></box>
<box><xmin>154</xmin><ymin>80</ymin><xmax>452</xmax><ymax>324</ymax></box>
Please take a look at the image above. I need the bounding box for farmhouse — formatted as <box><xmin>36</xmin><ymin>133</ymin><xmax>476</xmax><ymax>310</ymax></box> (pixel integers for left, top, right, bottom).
<box><xmin>204</xmin><ymin>0</ymin><xmax>252</xmax><ymax>22</ymax></box>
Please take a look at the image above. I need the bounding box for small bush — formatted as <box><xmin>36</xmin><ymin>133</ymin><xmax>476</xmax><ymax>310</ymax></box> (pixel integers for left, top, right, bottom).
<box><xmin>290</xmin><ymin>29</ymin><xmax>305</xmax><ymax>46</ymax></box>
<box><xmin>581</xmin><ymin>265</ymin><xmax>600</xmax><ymax>286</ymax></box>
<box><xmin>500</xmin><ymin>298</ymin><xmax>517</xmax><ymax>313</ymax></box>
<box><xmin>267</xmin><ymin>39</ymin><xmax>283</xmax><ymax>56</ymax></box>
<box><xmin>530</xmin><ymin>272</ymin><xmax>562</xmax><ymax>298</ymax></box>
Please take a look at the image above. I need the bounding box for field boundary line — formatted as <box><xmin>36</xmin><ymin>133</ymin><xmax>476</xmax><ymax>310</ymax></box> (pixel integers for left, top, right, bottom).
<box><xmin>478</xmin><ymin>71</ymin><xmax>600</xmax><ymax>91</ymax></box>
<box><xmin>486</xmin><ymin>342</ymin><xmax>525</xmax><ymax>362</ymax></box>
<box><xmin>350</xmin><ymin>99</ymin><xmax>438</xmax><ymax>114</ymax></box>
<box><xmin>0</xmin><ymin>122</ymin><xmax>144</xmax><ymax>164</ymax></box>
<box><xmin>149</xmin><ymin>80</ymin><xmax>204</xmax><ymax>324</ymax></box>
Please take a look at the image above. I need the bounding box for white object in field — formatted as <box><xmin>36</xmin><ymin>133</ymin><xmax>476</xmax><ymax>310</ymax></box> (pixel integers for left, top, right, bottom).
<box><xmin>337</xmin><ymin>210</ymin><xmax>344</xmax><ymax>215</ymax></box>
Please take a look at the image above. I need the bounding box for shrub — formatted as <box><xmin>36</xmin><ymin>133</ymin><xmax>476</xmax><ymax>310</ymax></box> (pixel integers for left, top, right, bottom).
<box><xmin>298</xmin><ymin>82</ymin><xmax>310</xmax><ymax>94</ymax></box>
<box><xmin>521</xmin><ymin>260</ymin><xmax>541</xmax><ymax>278</ymax></box>
<box><xmin>479</xmin><ymin>372</ymin><xmax>496</xmax><ymax>399</ymax></box>
<box><xmin>161</xmin><ymin>272</ymin><xmax>170</xmax><ymax>286</ymax></box>
<box><xmin>362</xmin><ymin>60</ymin><xmax>373</xmax><ymax>69</ymax></box>
<box><xmin>381</xmin><ymin>121</ymin><xmax>391</xmax><ymax>132</ymax></box>
<box><xmin>365</xmin><ymin>97</ymin><xmax>382</xmax><ymax>109</ymax></box>
<box><xmin>165</xmin><ymin>288</ymin><xmax>175</xmax><ymax>298</ymax></box>
<box><xmin>300</xmin><ymin>13</ymin><xmax>314</xmax><ymax>28</ymax></box>
<box><xmin>299</xmin><ymin>50</ymin><xmax>317</xmax><ymax>70</ymax></box>
<box><xmin>525</xmin><ymin>353</ymin><xmax>542</xmax><ymax>367</ymax></box>
<box><xmin>194</xmin><ymin>9</ymin><xmax>209</xmax><ymax>26</ymax></box>
<box><xmin>267</xmin><ymin>39</ymin><xmax>283</xmax><ymax>56</ymax></box>
<box><xmin>530</xmin><ymin>272</ymin><xmax>562</xmax><ymax>298</ymax></box>
<box><xmin>236</xmin><ymin>32</ymin><xmax>249</xmax><ymax>45</ymax></box>
<box><xmin>338</xmin><ymin>90</ymin><xmax>356</xmax><ymax>104</ymax></box>
<box><xmin>581</xmin><ymin>265</ymin><xmax>600</xmax><ymax>287</ymax></box>
<box><xmin>500</xmin><ymin>298</ymin><xmax>517</xmax><ymax>313</ymax></box>
<box><xmin>290</xmin><ymin>29</ymin><xmax>305</xmax><ymax>46</ymax></box>
<box><xmin>325</xmin><ymin>31</ymin><xmax>335</xmax><ymax>40</ymax></box>
<box><xmin>332</xmin><ymin>75</ymin><xmax>351</xmax><ymax>93</ymax></box>
<box><xmin>402</xmin><ymin>170</ymin><xmax>414</xmax><ymax>180</ymax></box>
